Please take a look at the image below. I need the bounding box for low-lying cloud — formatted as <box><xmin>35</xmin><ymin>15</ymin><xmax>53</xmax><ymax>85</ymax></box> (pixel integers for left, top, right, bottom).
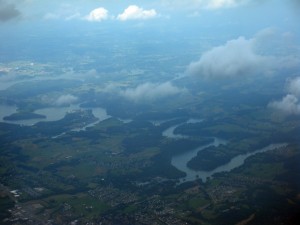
<box><xmin>99</xmin><ymin>82</ymin><xmax>183</xmax><ymax>103</ymax></box>
<box><xmin>269</xmin><ymin>77</ymin><xmax>300</xmax><ymax>115</ymax></box>
<box><xmin>186</xmin><ymin>29</ymin><xmax>300</xmax><ymax>79</ymax></box>
<box><xmin>120</xmin><ymin>82</ymin><xmax>183</xmax><ymax>102</ymax></box>
<box><xmin>0</xmin><ymin>0</ymin><xmax>21</xmax><ymax>22</ymax></box>
<box><xmin>186</xmin><ymin>36</ymin><xmax>267</xmax><ymax>78</ymax></box>
<box><xmin>117</xmin><ymin>5</ymin><xmax>157</xmax><ymax>21</ymax></box>
<box><xmin>54</xmin><ymin>94</ymin><xmax>78</xmax><ymax>106</ymax></box>
<box><xmin>269</xmin><ymin>94</ymin><xmax>300</xmax><ymax>115</ymax></box>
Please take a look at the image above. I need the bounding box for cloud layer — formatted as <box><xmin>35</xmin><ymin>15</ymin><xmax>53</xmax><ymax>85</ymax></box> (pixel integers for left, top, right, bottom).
<box><xmin>269</xmin><ymin>77</ymin><xmax>300</xmax><ymax>115</ymax></box>
<box><xmin>117</xmin><ymin>5</ymin><xmax>157</xmax><ymax>21</ymax></box>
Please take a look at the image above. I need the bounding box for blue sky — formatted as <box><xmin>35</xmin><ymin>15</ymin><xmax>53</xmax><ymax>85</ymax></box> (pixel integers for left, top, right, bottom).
<box><xmin>0</xmin><ymin>0</ymin><xmax>299</xmax><ymax>42</ymax></box>
<box><xmin>0</xmin><ymin>0</ymin><xmax>299</xmax><ymax>27</ymax></box>
<box><xmin>1</xmin><ymin>0</ymin><xmax>299</xmax><ymax>44</ymax></box>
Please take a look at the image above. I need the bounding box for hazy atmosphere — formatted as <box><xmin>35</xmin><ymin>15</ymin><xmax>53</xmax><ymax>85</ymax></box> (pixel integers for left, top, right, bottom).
<box><xmin>1</xmin><ymin>0</ymin><xmax>300</xmax><ymax>224</ymax></box>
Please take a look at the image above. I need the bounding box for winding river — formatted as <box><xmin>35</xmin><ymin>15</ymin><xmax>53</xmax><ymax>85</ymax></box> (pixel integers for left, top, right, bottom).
<box><xmin>1</xmin><ymin>105</ymin><xmax>288</xmax><ymax>183</ymax></box>
<box><xmin>163</xmin><ymin>120</ymin><xmax>287</xmax><ymax>183</ymax></box>
<box><xmin>162</xmin><ymin>118</ymin><xmax>203</xmax><ymax>139</ymax></box>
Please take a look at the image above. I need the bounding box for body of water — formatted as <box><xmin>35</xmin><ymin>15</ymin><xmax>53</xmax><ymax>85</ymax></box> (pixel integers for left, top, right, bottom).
<box><xmin>162</xmin><ymin>118</ymin><xmax>203</xmax><ymax>139</ymax></box>
<box><xmin>70</xmin><ymin>107</ymin><xmax>111</xmax><ymax>132</ymax></box>
<box><xmin>163</xmin><ymin>120</ymin><xmax>287</xmax><ymax>183</ymax></box>
<box><xmin>173</xmin><ymin>142</ymin><xmax>287</xmax><ymax>183</ymax></box>
<box><xmin>0</xmin><ymin>104</ymin><xmax>110</xmax><ymax>128</ymax></box>
<box><xmin>0</xmin><ymin>105</ymin><xmax>18</xmax><ymax>123</ymax></box>
<box><xmin>162</xmin><ymin>123</ymin><xmax>188</xmax><ymax>139</ymax></box>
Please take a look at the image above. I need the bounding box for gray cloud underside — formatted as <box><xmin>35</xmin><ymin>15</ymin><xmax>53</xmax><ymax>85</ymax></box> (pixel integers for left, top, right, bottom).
<box><xmin>0</xmin><ymin>0</ymin><xmax>21</xmax><ymax>21</ymax></box>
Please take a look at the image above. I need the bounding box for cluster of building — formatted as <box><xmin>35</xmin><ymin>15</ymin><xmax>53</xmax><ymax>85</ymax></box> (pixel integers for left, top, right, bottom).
<box><xmin>205</xmin><ymin>174</ymin><xmax>288</xmax><ymax>204</ymax></box>
<box><xmin>3</xmin><ymin>202</ymin><xmax>49</xmax><ymax>225</ymax></box>
<box><xmin>98</xmin><ymin>195</ymin><xmax>187</xmax><ymax>225</ymax></box>
<box><xmin>88</xmin><ymin>185</ymin><xmax>138</xmax><ymax>207</ymax></box>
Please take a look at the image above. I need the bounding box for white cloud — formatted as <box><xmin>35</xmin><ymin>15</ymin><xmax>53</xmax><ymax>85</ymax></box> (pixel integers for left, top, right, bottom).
<box><xmin>117</xmin><ymin>5</ymin><xmax>157</xmax><ymax>21</ymax></box>
<box><xmin>54</xmin><ymin>94</ymin><xmax>78</xmax><ymax>106</ymax></box>
<box><xmin>268</xmin><ymin>94</ymin><xmax>300</xmax><ymax>115</ymax></box>
<box><xmin>120</xmin><ymin>82</ymin><xmax>182</xmax><ymax>102</ymax></box>
<box><xmin>186</xmin><ymin>36</ymin><xmax>267</xmax><ymax>78</ymax></box>
<box><xmin>269</xmin><ymin>76</ymin><xmax>300</xmax><ymax>115</ymax></box>
<box><xmin>186</xmin><ymin>29</ymin><xmax>300</xmax><ymax>79</ymax></box>
<box><xmin>84</xmin><ymin>7</ymin><xmax>108</xmax><ymax>22</ymax></box>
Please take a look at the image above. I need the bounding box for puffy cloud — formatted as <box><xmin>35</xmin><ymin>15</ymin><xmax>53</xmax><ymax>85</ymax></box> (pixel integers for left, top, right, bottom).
<box><xmin>0</xmin><ymin>0</ymin><xmax>21</xmax><ymax>22</ymax></box>
<box><xmin>186</xmin><ymin>36</ymin><xmax>267</xmax><ymax>78</ymax></box>
<box><xmin>46</xmin><ymin>5</ymin><xmax>156</xmax><ymax>22</ymax></box>
<box><xmin>117</xmin><ymin>5</ymin><xmax>157</xmax><ymax>21</ymax></box>
<box><xmin>121</xmin><ymin>82</ymin><xmax>183</xmax><ymax>102</ymax></box>
<box><xmin>186</xmin><ymin>29</ymin><xmax>300</xmax><ymax>79</ymax></box>
<box><xmin>54</xmin><ymin>94</ymin><xmax>78</xmax><ymax>106</ymax></box>
<box><xmin>269</xmin><ymin>76</ymin><xmax>300</xmax><ymax>115</ymax></box>
<box><xmin>268</xmin><ymin>94</ymin><xmax>300</xmax><ymax>115</ymax></box>
<box><xmin>84</xmin><ymin>7</ymin><xmax>108</xmax><ymax>22</ymax></box>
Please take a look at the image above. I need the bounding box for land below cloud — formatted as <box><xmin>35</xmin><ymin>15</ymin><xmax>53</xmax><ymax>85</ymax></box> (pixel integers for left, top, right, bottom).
<box><xmin>0</xmin><ymin>60</ymin><xmax>300</xmax><ymax>224</ymax></box>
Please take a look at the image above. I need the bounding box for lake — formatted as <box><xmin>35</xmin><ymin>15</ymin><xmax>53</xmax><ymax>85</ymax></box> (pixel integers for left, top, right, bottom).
<box><xmin>0</xmin><ymin>104</ymin><xmax>111</xmax><ymax>127</ymax></box>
